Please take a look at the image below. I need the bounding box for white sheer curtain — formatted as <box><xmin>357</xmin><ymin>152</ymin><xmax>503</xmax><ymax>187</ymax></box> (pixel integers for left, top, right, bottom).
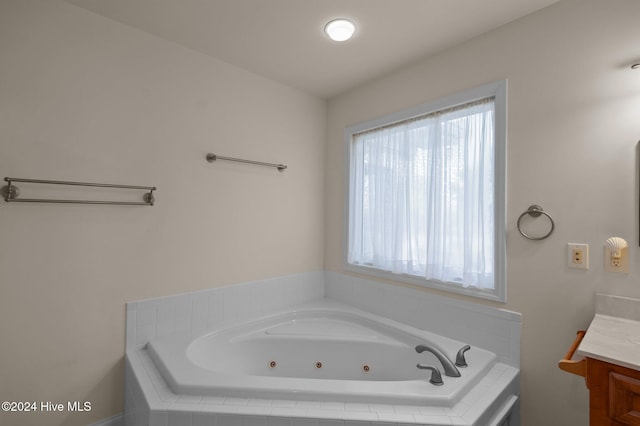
<box><xmin>348</xmin><ymin>98</ymin><xmax>495</xmax><ymax>289</ymax></box>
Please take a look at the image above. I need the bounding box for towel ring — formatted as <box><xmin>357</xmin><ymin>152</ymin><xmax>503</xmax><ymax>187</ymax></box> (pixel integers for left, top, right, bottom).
<box><xmin>517</xmin><ymin>205</ymin><xmax>555</xmax><ymax>240</ymax></box>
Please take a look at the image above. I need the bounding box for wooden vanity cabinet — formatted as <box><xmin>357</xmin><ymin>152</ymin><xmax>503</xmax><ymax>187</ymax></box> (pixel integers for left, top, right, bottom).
<box><xmin>560</xmin><ymin>296</ymin><xmax>640</xmax><ymax>425</ymax></box>
<box><xmin>560</xmin><ymin>331</ymin><xmax>640</xmax><ymax>425</ymax></box>
<box><xmin>585</xmin><ymin>357</ymin><xmax>640</xmax><ymax>426</ymax></box>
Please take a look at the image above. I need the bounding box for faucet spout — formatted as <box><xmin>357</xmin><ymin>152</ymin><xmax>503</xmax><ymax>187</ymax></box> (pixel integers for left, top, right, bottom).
<box><xmin>415</xmin><ymin>345</ymin><xmax>461</xmax><ymax>377</ymax></box>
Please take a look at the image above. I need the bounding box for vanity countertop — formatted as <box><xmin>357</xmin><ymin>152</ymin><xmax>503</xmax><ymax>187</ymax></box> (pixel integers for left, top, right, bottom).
<box><xmin>576</xmin><ymin>293</ymin><xmax>640</xmax><ymax>371</ymax></box>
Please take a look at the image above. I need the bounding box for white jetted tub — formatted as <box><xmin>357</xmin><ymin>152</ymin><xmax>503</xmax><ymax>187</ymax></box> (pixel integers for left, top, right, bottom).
<box><xmin>146</xmin><ymin>301</ymin><xmax>498</xmax><ymax>406</ymax></box>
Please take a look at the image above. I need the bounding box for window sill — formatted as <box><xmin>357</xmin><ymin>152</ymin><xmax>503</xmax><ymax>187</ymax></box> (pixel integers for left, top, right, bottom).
<box><xmin>344</xmin><ymin>262</ymin><xmax>506</xmax><ymax>303</ymax></box>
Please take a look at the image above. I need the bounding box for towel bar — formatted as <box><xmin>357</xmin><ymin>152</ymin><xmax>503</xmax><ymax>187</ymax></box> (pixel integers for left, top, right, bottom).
<box><xmin>558</xmin><ymin>330</ymin><xmax>587</xmax><ymax>377</ymax></box>
<box><xmin>1</xmin><ymin>177</ymin><xmax>156</xmax><ymax>206</ymax></box>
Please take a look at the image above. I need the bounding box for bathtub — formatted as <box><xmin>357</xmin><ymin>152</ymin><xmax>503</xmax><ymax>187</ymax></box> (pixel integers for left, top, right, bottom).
<box><xmin>146</xmin><ymin>300</ymin><xmax>498</xmax><ymax>407</ymax></box>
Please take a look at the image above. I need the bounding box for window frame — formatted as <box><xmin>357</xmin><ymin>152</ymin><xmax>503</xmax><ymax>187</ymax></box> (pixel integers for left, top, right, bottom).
<box><xmin>343</xmin><ymin>80</ymin><xmax>507</xmax><ymax>302</ymax></box>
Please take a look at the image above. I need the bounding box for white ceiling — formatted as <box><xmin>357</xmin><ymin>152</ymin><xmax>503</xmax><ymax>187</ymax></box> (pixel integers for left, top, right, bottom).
<box><xmin>65</xmin><ymin>0</ymin><xmax>561</xmax><ymax>99</ymax></box>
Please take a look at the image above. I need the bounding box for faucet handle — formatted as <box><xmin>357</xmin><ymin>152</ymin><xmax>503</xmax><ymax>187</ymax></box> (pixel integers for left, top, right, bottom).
<box><xmin>416</xmin><ymin>364</ymin><xmax>444</xmax><ymax>386</ymax></box>
<box><xmin>455</xmin><ymin>345</ymin><xmax>471</xmax><ymax>367</ymax></box>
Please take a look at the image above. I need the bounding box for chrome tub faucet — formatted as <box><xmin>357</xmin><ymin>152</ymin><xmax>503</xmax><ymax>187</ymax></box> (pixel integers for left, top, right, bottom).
<box><xmin>416</xmin><ymin>364</ymin><xmax>444</xmax><ymax>386</ymax></box>
<box><xmin>415</xmin><ymin>344</ymin><xmax>461</xmax><ymax>377</ymax></box>
<box><xmin>455</xmin><ymin>344</ymin><xmax>471</xmax><ymax>368</ymax></box>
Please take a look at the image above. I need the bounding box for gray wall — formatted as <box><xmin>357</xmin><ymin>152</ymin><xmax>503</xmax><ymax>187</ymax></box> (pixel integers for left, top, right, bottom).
<box><xmin>0</xmin><ymin>1</ymin><xmax>325</xmax><ymax>425</ymax></box>
<box><xmin>325</xmin><ymin>1</ymin><xmax>640</xmax><ymax>425</ymax></box>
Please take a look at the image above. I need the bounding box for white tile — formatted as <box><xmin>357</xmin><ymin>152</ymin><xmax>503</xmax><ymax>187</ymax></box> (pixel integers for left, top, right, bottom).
<box><xmin>207</xmin><ymin>292</ymin><xmax>224</xmax><ymax>329</ymax></box>
<box><xmin>149</xmin><ymin>410</ymin><xmax>168</xmax><ymax>426</ymax></box>
<box><xmin>392</xmin><ymin>405</ymin><xmax>423</xmax><ymax>415</ymax></box>
<box><xmin>136</xmin><ymin>302</ymin><xmax>158</xmax><ymax>344</ymax></box>
<box><xmin>332</xmin><ymin>274</ymin><xmax>356</xmax><ymax>303</ymax></box>
<box><xmin>296</xmin><ymin>401</ymin><xmax>321</xmax><ymax>409</ymax></box>
<box><xmin>292</xmin><ymin>418</ymin><xmax>318</xmax><ymax>426</ymax></box>
<box><xmin>177</xmin><ymin>394</ymin><xmax>202</xmax><ymax>404</ymax></box>
<box><xmin>236</xmin><ymin>284</ymin><xmax>255</xmax><ymax>322</ymax></box>
<box><xmin>343</xmin><ymin>410</ymin><xmax>377</xmax><ymax>422</ymax></box>
<box><xmin>136</xmin><ymin>323</ymin><xmax>157</xmax><ymax>347</ymax></box>
<box><xmin>157</xmin><ymin>299</ymin><xmax>176</xmax><ymax>337</ymax></box>
<box><xmin>412</xmin><ymin>406</ymin><xmax>446</xmax><ymax>416</ymax></box>
<box><xmin>271</xmin><ymin>408</ymin><xmax>306</xmax><ymax>418</ymax></box>
<box><xmin>154</xmin><ymin>379</ymin><xmax>177</xmax><ymax>403</ymax></box>
<box><xmin>220</xmin><ymin>405</ymin><xmax>264</xmax><ymax>416</ymax></box>
<box><xmin>226</xmin><ymin>406</ymin><xmax>271</xmax><ymax>416</ymax></box>
<box><xmin>270</xmin><ymin>277</ymin><xmax>296</xmax><ymax>308</ymax></box>
<box><xmin>356</xmin><ymin>284</ymin><xmax>386</xmax><ymax>318</ymax></box>
<box><xmin>137</xmin><ymin>301</ymin><xmax>157</xmax><ymax>324</ymax></box>
<box><xmin>449</xmin><ymin>416</ymin><xmax>467</xmax><ymax>426</ymax></box>
<box><xmin>319</xmin><ymin>402</ymin><xmax>344</xmax><ymax>411</ymax></box>
<box><xmin>370</xmin><ymin>404</ymin><xmax>395</xmax><ymax>413</ymax></box>
<box><xmin>199</xmin><ymin>396</ymin><xmax>227</xmax><ymax>406</ymax></box>
<box><xmin>508</xmin><ymin>322</ymin><xmax>521</xmax><ymax>368</ymax></box>
<box><xmin>343</xmin><ymin>404</ymin><xmax>370</xmax><ymax>413</ymax></box>
<box><xmin>247</xmin><ymin>283</ymin><xmax>263</xmax><ymax>317</ymax></box>
<box><xmin>168</xmin><ymin>402</ymin><xmax>204</xmax><ymax>412</ymax></box>
<box><xmin>316</xmin><ymin>420</ymin><xmax>344</xmax><ymax>426</ymax></box>
<box><xmin>311</xmin><ymin>409</ymin><xmax>344</xmax><ymax>421</ymax></box>
<box><xmin>223</xmin><ymin>398</ymin><xmax>249</xmax><ymax>406</ymax></box>
<box><xmin>412</xmin><ymin>414</ymin><xmax>452</xmax><ymax>425</ymax></box>
<box><xmin>255</xmin><ymin>281</ymin><xmax>279</xmax><ymax>314</ymax></box>
<box><xmin>242</xmin><ymin>415</ymin><xmax>267</xmax><ymax>426</ymax></box>
<box><xmin>174</xmin><ymin>294</ymin><xmax>194</xmax><ymax>333</ymax></box>
<box><xmin>298</xmin><ymin>271</ymin><xmax>325</xmax><ymax>302</ymax></box>
<box><xmin>217</xmin><ymin>414</ymin><xmax>243</xmax><ymax>426</ymax></box>
<box><xmin>247</xmin><ymin>399</ymin><xmax>273</xmax><ymax>407</ymax></box>
<box><xmin>266</xmin><ymin>416</ymin><xmax>293</xmax><ymax>426</ymax></box>
<box><xmin>168</xmin><ymin>411</ymin><xmax>192</xmax><ymax>426</ymax></box>
<box><xmin>223</xmin><ymin>288</ymin><xmax>241</xmax><ymax>324</ymax></box>
<box><xmin>377</xmin><ymin>412</ymin><xmax>414</xmax><ymax>424</ymax></box>
<box><xmin>192</xmin><ymin>296</ymin><xmax>208</xmax><ymax>332</ymax></box>
<box><xmin>193</xmin><ymin>412</ymin><xmax>218</xmax><ymax>426</ymax></box>
<box><xmin>271</xmin><ymin>400</ymin><xmax>297</xmax><ymax>409</ymax></box>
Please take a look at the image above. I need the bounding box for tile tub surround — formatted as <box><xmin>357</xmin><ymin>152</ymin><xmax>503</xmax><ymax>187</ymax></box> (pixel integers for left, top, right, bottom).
<box><xmin>324</xmin><ymin>271</ymin><xmax>521</xmax><ymax>368</ymax></box>
<box><xmin>125</xmin><ymin>271</ymin><xmax>522</xmax><ymax>425</ymax></box>
<box><xmin>125</xmin><ymin>271</ymin><xmax>326</xmax><ymax>352</ymax></box>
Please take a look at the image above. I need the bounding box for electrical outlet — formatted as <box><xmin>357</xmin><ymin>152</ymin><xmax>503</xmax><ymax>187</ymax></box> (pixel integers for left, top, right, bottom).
<box><xmin>604</xmin><ymin>246</ymin><xmax>629</xmax><ymax>273</ymax></box>
<box><xmin>567</xmin><ymin>243</ymin><xmax>589</xmax><ymax>270</ymax></box>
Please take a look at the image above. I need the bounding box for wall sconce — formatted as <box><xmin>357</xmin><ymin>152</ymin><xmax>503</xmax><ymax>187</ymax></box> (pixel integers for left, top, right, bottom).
<box><xmin>604</xmin><ymin>237</ymin><xmax>629</xmax><ymax>273</ymax></box>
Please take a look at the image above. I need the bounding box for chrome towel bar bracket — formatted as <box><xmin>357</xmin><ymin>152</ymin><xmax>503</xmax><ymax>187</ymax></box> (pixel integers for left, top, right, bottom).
<box><xmin>517</xmin><ymin>204</ymin><xmax>555</xmax><ymax>240</ymax></box>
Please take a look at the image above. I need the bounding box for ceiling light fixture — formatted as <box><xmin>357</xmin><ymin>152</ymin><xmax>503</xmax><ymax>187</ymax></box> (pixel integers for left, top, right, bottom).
<box><xmin>324</xmin><ymin>19</ymin><xmax>355</xmax><ymax>42</ymax></box>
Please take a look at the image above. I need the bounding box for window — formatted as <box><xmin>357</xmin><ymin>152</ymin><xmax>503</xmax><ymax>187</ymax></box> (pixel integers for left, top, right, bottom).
<box><xmin>346</xmin><ymin>81</ymin><xmax>506</xmax><ymax>302</ymax></box>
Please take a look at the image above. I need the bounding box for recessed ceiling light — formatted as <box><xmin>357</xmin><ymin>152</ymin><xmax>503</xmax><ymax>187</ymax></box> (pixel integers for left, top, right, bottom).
<box><xmin>324</xmin><ymin>19</ymin><xmax>355</xmax><ymax>42</ymax></box>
